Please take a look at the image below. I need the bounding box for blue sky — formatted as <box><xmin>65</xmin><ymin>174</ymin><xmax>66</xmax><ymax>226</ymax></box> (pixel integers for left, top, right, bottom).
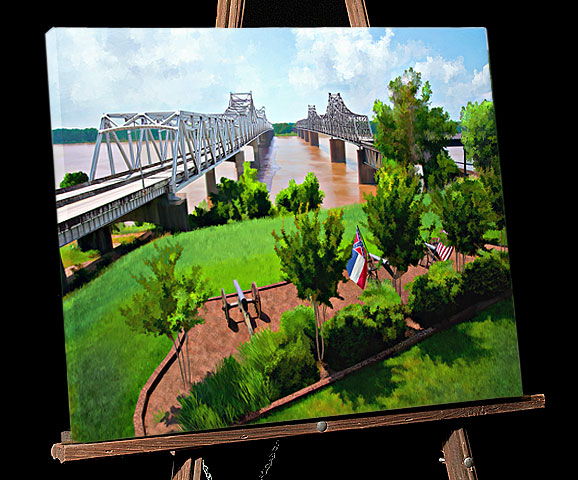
<box><xmin>46</xmin><ymin>27</ymin><xmax>492</xmax><ymax>128</ymax></box>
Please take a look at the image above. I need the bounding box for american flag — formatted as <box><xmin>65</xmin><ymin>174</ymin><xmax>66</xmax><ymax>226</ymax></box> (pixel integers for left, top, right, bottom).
<box><xmin>346</xmin><ymin>227</ymin><xmax>368</xmax><ymax>289</ymax></box>
<box><xmin>432</xmin><ymin>232</ymin><xmax>454</xmax><ymax>262</ymax></box>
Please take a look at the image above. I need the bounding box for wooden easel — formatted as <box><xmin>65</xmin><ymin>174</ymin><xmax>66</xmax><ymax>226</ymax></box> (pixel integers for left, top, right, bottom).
<box><xmin>49</xmin><ymin>3</ymin><xmax>546</xmax><ymax>479</ymax></box>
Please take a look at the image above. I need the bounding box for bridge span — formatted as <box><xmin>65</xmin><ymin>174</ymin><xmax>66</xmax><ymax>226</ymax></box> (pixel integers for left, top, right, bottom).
<box><xmin>55</xmin><ymin>92</ymin><xmax>273</xmax><ymax>251</ymax></box>
<box><xmin>294</xmin><ymin>92</ymin><xmax>465</xmax><ymax>185</ymax></box>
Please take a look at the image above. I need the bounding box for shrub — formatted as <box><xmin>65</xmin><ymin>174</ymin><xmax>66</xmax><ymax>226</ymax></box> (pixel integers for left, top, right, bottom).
<box><xmin>275</xmin><ymin>172</ymin><xmax>325</xmax><ymax>214</ymax></box>
<box><xmin>189</xmin><ymin>162</ymin><xmax>273</xmax><ymax>230</ymax></box>
<box><xmin>60</xmin><ymin>171</ymin><xmax>89</xmax><ymax>188</ymax></box>
<box><xmin>324</xmin><ymin>282</ymin><xmax>406</xmax><ymax>371</ymax></box>
<box><xmin>406</xmin><ymin>260</ymin><xmax>463</xmax><ymax>327</ymax></box>
<box><xmin>265</xmin><ymin>333</ymin><xmax>318</xmax><ymax>399</ymax></box>
<box><xmin>461</xmin><ymin>250</ymin><xmax>511</xmax><ymax>300</ymax></box>
<box><xmin>407</xmin><ymin>250</ymin><xmax>512</xmax><ymax>328</ymax></box>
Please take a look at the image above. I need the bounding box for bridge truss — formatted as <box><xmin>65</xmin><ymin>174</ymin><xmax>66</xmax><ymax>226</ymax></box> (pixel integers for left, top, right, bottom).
<box><xmin>295</xmin><ymin>93</ymin><xmax>373</xmax><ymax>145</ymax></box>
<box><xmin>89</xmin><ymin>92</ymin><xmax>272</xmax><ymax>192</ymax></box>
<box><xmin>56</xmin><ymin>93</ymin><xmax>272</xmax><ymax>247</ymax></box>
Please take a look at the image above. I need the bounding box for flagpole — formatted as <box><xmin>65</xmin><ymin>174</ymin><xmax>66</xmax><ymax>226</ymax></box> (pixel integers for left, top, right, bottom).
<box><xmin>356</xmin><ymin>225</ymin><xmax>381</xmax><ymax>281</ymax></box>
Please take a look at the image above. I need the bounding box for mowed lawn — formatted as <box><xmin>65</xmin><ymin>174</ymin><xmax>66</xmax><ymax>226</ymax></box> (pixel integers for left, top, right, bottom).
<box><xmin>253</xmin><ymin>299</ymin><xmax>522</xmax><ymax>424</ymax></box>
<box><xmin>62</xmin><ymin>204</ymin><xmax>366</xmax><ymax>442</ymax></box>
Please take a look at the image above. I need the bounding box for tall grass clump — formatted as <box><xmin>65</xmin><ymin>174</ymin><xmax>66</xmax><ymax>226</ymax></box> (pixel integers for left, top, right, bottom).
<box><xmin>177</xmin><ymin>306</ymin><xmax>319</xmax><ymax>431</ymax></box>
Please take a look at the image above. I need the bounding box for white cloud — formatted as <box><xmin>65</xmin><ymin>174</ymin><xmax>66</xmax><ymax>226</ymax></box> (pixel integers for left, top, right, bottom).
<box><xmin>414</xmin><ymin>55</ymin><xmax>467</xmax><ymax>84</ymax></box>
<box><xmin>287</xmin><ymin>28</ymin><xmax>431</xmax><ymax>118</ymax></box>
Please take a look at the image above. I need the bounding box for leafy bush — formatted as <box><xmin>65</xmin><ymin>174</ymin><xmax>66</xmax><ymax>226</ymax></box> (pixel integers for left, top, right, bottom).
<box><xmin>265</xmin><ymin>333</ymin><xmax>318</xmax><ymax>399</ymax></box>
<box><xmin>189</xmin><ymin>162</ymin><xmax>272</xmax><ymax>230</ymax></box>
<box><xmin>60</xmin><ymin>171</ymin><xmax>89</xmax><ymax>188</ymax></box>
<box><xmin>275</xmin><ymin>172</ymin><xmax>325</xmax><ymax>214</ymax></box>
<box><xmin>406</xmin><ymin>260</ymin><xmax>463</xmax><ymax>327</ymax></box>
<box><xmin>461</xmin><ymin>250</ymin><xmax>511</xmax><ymax>300</ymax></box>
<box><xmin>324</xmin><ymin>282</ymin><xmax>406</xmax><ymax>371</ymax></box>
<box><xmin>406</xmin><ymin>250</ymin><xmax>512</xmax><ymax>327</ymax></box>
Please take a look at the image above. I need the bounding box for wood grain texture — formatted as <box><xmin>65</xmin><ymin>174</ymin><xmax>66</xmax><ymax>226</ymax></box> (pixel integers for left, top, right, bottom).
<box><xmin>215</xmin><ymin>0</ymin><xmax>245</xmax><ymax>27</ymax></box>
<box><xmin>442</xmin><ymin>428</ymin><xmax>478</xmax><ymax>480</ymax></box>
<box><xmin>172</xmin><ymin>457</ymin><xmax>192</xmax><ymax>480</ymax></box>
<box><xmin>51</xmin><ymin>394</ymin><xmax>544</xmax><ymax>463</ymax></box>
<box><xmin>345</xmin><ymin>0</ymin><xmax>370</xmax><ymax>26</ymax></box>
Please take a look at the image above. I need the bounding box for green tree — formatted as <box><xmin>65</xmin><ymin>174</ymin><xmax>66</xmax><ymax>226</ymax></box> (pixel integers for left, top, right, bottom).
<box><xmin>460</xmin><ymin>100</ymin><xmax>505</xmax><ymax>244</ymax></box>
<box><xmin>120</xmin><ymin>240</ymin><xmax>209</xmax><ymax>389</ymax></box>
<box><xmin>60</xmin><ymin>171</ymin><xmax>89</xmax><ymax>188</ymax></box>
<box><xmin>275</xmin><ymin>171</ymin><xmax>325</xmax><ymax>214</ymax></box>
<box><xmin>439</xmin><ymin>177</ymin><xmax>494</xmax><ymax>271</ymax></box>
<box><xmin>206</xmin><ymin>162</ymin><xmax>272</xmax><ymax>223</ymax></box>
<box><xmin>372</xmin><ymin>68</ymin><xmax>458</xmax><ymax>188</ymax></box>
<box><xmin>362</xmin><ymin>161</ymin><xmax>424</xmax><ymax>295</ymax></box>
<box><xmin>460</xmin><ymin>100</ymin><xmax>499</xmax><ymax>173</ymax></box>
<box><xmin>272</xmin><ymin>208</ymin><xmax>348</xmax><ymax>364</ymax></box>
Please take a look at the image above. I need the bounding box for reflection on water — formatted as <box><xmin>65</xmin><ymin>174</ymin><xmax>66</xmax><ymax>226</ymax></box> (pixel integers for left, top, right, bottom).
<box><xmin>52</xmin><ymin>134</ymin><xmax>378</xmax><ymax>214</ymax></box>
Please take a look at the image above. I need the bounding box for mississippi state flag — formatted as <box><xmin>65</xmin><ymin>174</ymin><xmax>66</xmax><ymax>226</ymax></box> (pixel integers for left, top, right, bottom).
<box><xmin>347</xmin><ymin>227</ymin><xmax>368</xmax><ymax>289</ymax></box>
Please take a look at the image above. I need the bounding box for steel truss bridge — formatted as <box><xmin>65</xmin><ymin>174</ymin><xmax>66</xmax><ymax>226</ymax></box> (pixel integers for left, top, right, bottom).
<box><xmin>294</xmin><ymin>92</ymin><xmax>465</xmax><ymax>174</ymax></box>
<box><xmin>294</xmin><ymin>92</ymin><xmax>383</xmax><ymax>170</ymax></box>
<box><xmin>56</xmin><ymin>92</ymin><xmax>273</xmax><ymax>248</ymax></box>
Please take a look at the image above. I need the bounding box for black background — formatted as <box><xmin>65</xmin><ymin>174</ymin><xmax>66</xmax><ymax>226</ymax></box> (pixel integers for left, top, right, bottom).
<box><xmin>17</xmin><ymin>1</ymin><xmax>561</xmax><ymax>478</ymax></box>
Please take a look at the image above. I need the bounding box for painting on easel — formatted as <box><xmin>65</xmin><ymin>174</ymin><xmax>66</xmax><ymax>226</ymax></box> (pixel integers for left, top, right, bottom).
<box><xmin>46</xmin><ymin>26</ymin><xmax>522</xmax><ymax>444</ymax></box>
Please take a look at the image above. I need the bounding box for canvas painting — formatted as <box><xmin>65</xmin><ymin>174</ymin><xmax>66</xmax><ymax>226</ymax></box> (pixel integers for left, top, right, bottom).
<box><xmin>46</xmin><ymin>27</ymin><xmax>523</xmax><ymax>443</ymax></box>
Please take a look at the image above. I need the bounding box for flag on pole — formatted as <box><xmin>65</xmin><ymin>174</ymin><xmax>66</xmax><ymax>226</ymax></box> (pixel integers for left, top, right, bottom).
<box><xmin>432</xmin><ymin>232</ymin><xmax>454</xmax><ymax>262</ymax></box>
<box><xmin>347</xmin><ymin>227</ymin><xmax>368</xmax><ymax>289</ymax></box>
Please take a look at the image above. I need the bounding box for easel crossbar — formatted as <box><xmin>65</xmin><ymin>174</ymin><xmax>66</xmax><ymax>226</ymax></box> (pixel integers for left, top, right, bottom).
<box><xmin>52</xmin><ymin>394</ymin><xmax>544</xmax><ymax>463</ymax></box>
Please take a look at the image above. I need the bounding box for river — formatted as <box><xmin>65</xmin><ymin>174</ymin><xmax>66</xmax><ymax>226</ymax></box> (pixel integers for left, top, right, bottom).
<box><xmin>52</xmin><ymin>135</ymin><xmax>468</xmax><ymax>214</ymax></box>
<box><xmin>52</xmin><ymin>134</ymin><xmax>379</xmax><ymax>213</ymax></box>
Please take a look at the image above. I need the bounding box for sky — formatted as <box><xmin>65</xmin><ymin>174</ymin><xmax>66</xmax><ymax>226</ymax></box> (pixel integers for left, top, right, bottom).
<box><xmin>45</xmin><ymin>27</ymin><xmax>492</xmax><ymax>128</ymax></box>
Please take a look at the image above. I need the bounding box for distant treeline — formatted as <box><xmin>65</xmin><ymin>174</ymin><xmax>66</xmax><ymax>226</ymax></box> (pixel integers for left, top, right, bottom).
<box><xmin>273</xmin><ymin>123</ymin><xmax>296</xmax><ymax>135</ymax></box>
<box><xmin>52</xmin><ymin>128</ymin><xmax>169</xmax><ymax>144</ymax></box>
<box><xmin>52</xmin><ymin>121</ymin><xmax>391</xmax><ymax>144</ymax></box>
<box><xmin>52</xmin><ymin>128</ymin><xmax>98</xmax><ymax>144</ymax></box>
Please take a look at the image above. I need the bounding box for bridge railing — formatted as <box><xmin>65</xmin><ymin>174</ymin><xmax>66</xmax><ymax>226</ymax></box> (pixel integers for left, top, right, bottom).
<box><xmin>295</xmin><ymin>93</ymin><xmax>373</xmax><ymax>144</ymax></box>
<box><xmin>89</xmin><ymin>94</ymin><xmax>272</xmax><ymax>191</ymax></box>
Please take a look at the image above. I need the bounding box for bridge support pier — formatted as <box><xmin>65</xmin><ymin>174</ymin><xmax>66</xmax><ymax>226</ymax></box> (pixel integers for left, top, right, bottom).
<box><xmin>118</xmin><ymin>193</ymin><xmax>190</xmax><ymax>233</ymax></box>
<box><xmin>234</xmin><ymin>150</ymin><xmax>246</xmax><ymax>178</ymax></box>
<box><xmin>309</xmin><ymin>131</ymin><xmax>319</xmax><ymax>147</ymax></box>
<box><xmin>77</xmin><ymin>225</ymin><xmax>114</xmax><ymax>253</ymax></box>
<box><xmin>303</xmin><ymin>130</ymin><xmax>310</xmax><ymax>142</ymax></box>
<box><xmin>357</xmin><ymin>148</ymin><xmax>377</xmax><ymax>185</ymax></box>
<box><xmin>329</xmin><ymin>138</ymin><xmax>346</xmax><ymax>163</ymax></box>
<box><xmin>205</xmin><ymin>168</ymin><xmax>218</xmax><ymax>196</ymax></box>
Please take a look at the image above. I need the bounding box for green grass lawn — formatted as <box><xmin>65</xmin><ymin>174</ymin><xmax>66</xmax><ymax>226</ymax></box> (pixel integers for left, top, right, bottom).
<box><xmin>62</xmin><ymin>204</ymin><xmax>366</xmax><ymax>442</ymax></box>
<box><xmin>253</xmin><ymin>298</ymin><xmax>522</xmax><ymax>424</ymax></box>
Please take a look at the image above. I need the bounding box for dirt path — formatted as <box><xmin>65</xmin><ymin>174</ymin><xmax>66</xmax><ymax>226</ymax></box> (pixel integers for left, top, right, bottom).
<box><xmin>142</xmin><ymin>246</ymin><xmax>496</xmax><ymax>435</ymax></box>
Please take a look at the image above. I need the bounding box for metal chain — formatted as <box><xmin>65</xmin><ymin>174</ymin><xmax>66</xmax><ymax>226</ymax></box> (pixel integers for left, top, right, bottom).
<box><xmin>201</xmin><ymin>440</ymin><xmax>280</xmax><ymax>480</ymax></box>
<box><xmin>258</xmin><ymin>440</ymin><xmax>280</xmax><ymax>480</ymax></box>
<box><xmin>202</xmin><ymin>459</ymin><xmax>213</xmax><ymax>480</ymax></box>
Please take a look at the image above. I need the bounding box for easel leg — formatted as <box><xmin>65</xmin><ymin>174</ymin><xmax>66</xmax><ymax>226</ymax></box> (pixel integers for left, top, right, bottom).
<box><xmin>172</xmin><ymin>457</ymin><xmax>203</xmax><ymax>480</ymax></box>
<box><xmin>441</xmin><ymin>428</ymin><xmax>478</xmax><ymax>480</ymax></box>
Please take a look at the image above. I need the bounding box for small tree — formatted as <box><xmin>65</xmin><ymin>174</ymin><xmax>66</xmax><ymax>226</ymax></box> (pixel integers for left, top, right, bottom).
<box><xmin>272</xmin><ymin>208</ymin><xmax>348</xmax><ymax>364</ymax></box>
<box><xmin>362</xmin><ymin>161</ymin><xmax>425</xmax><ymax>296</ymax></box>
<box><xmin>120</xmin><ymin>240</ymin><xmax>209</xmax><ymax>389</ymax></box>
<box><xmin>439</xmin><ymin>177</ymin><xmax>494</xmax><ymax>271</ymax></box>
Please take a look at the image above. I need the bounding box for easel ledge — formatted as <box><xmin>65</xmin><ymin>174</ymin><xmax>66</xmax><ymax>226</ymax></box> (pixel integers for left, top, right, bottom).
<box><xmin>52</xmin><ymin>394</ymin><xmax>544</xmax><ymax>463</ymax></box>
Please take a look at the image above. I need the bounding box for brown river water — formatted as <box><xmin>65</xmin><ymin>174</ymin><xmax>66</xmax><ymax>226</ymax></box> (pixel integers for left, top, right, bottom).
<box><xmin>52</xmin><ymin>134</ymin><xmax>378</xmax><ymax>212</ymax></box>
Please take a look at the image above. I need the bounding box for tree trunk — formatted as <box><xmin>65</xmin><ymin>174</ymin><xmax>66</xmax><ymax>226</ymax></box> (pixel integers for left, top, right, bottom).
<box><xmin>169</xmin><ymin>332</ymin><xmax>188</xmax><ymax>390</ymax></box>
<box><xmin>311</xmin><ymin>298</ymin><xmax>321</xmax><ymax>362</ymax></box>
